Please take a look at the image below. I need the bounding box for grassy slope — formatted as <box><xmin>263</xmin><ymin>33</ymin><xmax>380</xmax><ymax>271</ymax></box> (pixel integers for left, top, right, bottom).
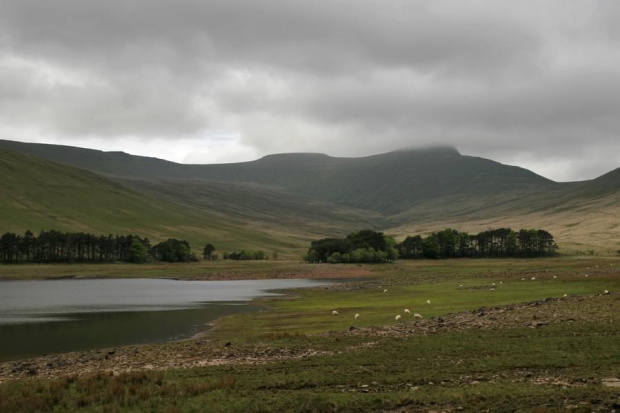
<box><xmin>388</xmin><ymin>181</ymin><xmax>620</xmax><ymax>253</ymax></box>
<box><xmin>387</xmin><ymin>165</ymin><xmax>620</xmax><ymax>253</ymax></box>
<box><xmin>2</xmin><ymin>139</ymin><xmax>620</xmax><ymax>253</ymax></box>
<box><xmin>0</xmin><ymin>139</ymin><xmax>187</xmax><ymax>179</ymax></box>
<box><xmin>115</xmin><ymin>176</ymin><xmax>385</xmax><ymax>237</ymax></box>
<box><xmin>0</xmin><ymin>150</ymin><xmax>354</xmax><ymax>257</ymax></box>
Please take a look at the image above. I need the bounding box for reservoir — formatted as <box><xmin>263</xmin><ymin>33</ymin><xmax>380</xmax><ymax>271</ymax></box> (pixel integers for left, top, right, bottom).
<box><xmin>0</xmin><ymin>278</ymin><xmax>337</xmax><ymax>361</ymax></box>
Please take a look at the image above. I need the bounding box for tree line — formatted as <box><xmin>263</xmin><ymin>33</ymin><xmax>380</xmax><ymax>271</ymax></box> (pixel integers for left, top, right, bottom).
<box><xmin>304</xmin><ymin>227</ymin><xmax>557</xmax><ymax>263</ymax></box>
<box><xmin>0</xmin><ymin>230</ymin><xmax>210</xmax><ymax>264</ymax></box>
<box><xmin>223</xmin><ymin>250</ymin><xmax>266</xmax><ymax>260</ymax></box>
<box><xmin>304</xmin><ymin>229</ymin><xmax>398</xmax><ymax>263</ymax></box>
<box><xmin>396</xmin><ymin>228</ymin><xmax>557</xmax><ymax>259</ymax></box>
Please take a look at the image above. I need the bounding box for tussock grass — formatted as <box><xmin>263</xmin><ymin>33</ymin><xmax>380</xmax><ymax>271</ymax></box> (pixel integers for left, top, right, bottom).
<box><xmin>0</xmin><ymin>370</ymin><xmax>238</xmax><ymax>413</ymax></box>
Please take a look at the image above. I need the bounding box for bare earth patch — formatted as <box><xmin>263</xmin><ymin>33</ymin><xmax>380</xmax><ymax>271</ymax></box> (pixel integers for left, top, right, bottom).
<box><xmin>188</xmin><ymin>265</ymin><xmax>373</xmax><ymax>281</ymax></box>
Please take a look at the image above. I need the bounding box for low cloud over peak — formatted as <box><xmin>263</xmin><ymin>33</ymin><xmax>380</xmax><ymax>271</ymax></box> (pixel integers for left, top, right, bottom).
<box><xmin>1</xmin><ymin>0</ymin><xmax>619</xmax><ymax>181</ymax></box>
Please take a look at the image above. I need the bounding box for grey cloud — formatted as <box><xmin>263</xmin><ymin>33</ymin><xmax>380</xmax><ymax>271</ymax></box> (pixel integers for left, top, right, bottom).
<box><xmin>0</xmin><ymin>0</ymin><xmax>619</xmax><ymax>180</ymax></box>
<box><xmin>0</xmin><ymin>0</ymin><xmax>540</xmax><ymax>76</ymax></box>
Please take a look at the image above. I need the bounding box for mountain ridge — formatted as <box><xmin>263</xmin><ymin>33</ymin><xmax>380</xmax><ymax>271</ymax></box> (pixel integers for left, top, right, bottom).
<box><xmin>1</xmin><ymin>139</ymin><xmax>619</xmax><ymax>253</ymax></box>
<box><xmin>0</xmin><ymin>139</ymin><xmax>561</xmax><ymax>215</ymax></box>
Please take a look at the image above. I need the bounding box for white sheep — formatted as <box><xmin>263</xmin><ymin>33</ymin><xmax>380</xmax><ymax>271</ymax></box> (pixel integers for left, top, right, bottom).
<box><xmin>492</xmin><ymin>283</ymin><xmax>496</xmax><ymax>286</ymax></box>
<box><xmin>383</xmin><ymin>289</ymin><xmax>388</xmax><ymax>293</ymax></box>
<box><xmin>404</xmin><ymin>309</ymin><xmax>411</xmax><ymax>314</ymax></box>
<box><xmin>354</xmin><ymin>313</ymin><xmax>360</xmax><ymax>319</ymax></box>
<box><xmin>585</xmin><ymin>274</ymin><xmax>589</xmax><ymax>277</ymax></box>
<box><xmin>332</xmin><ymin>310</ymin><xmax>339</xmax><ymax>315</ymax></box>
<box><xmin>531</xmin><ymin>277</ymin><xmax>536</xmax><ymax>281</ymax></box>
<box><xmin>458</xmin><ymin>284</ymin><xmax>464</xmax><ymax>288</ymax></box>
<box><xmin>490</xmin><ymin>288</ymin><xmax>495</xmax><ymax>292</ymax></box>
<box><xmin>414</xmin><ymin>313</ymin><xmax>423</xmax><ymax>319</ymax></box>
<box><xmin>499</xmin><ymin>281</ymin><xmax>503</xmax><ymax>285</ymax></box>
<box><xmin>553</xmin><ymin>275</ymin><xmax>557</xmax><ymax>279</ymax></box>
<box><xmin>426</xmin><ymin>300</ymin><xmax>431</xmax><ymax>305</ymax></box>
<box><xmin>395</xmin><ymin>315</ymin><xmax>401</xmax><ymax>321</ymax></box>
<box><xmin>521</xmin><ymin>278</ymin><xmax>526</xmax><ymax>281</ymax></box>
<box><xmin>563</xmin><ymin>293</ymin><xmax>568</xmax><ymax>298</ymax></box>
<box><xmin>604</xmin><ymin>290</ymin><xmax>610</xmax><ymax>295</ymax></box>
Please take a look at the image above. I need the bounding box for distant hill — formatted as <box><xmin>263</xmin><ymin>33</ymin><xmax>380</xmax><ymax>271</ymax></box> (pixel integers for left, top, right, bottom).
<box><xmin>0</xmin><ymin>139</ymin><xmax>557</xmax><ymax>214</ymax></box>
<box><xmin>1</xmin><ymin>139</ymin><xmax>619</xmax><ymax>253</ymax></box>
<box><xmin>0</xmin><ymin>149</ymin><xmax>380</xmax><ymax>256</ymax></box>
<box><xmin>0</xmin><ymin>139</ymin><xmax>187</xmax><ymax>179</ymax></box>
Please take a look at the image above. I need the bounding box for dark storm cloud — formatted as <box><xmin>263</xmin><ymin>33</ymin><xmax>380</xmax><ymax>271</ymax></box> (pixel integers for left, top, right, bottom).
<box><xmin>0</xmin><ymin>0</ymin><xmax>619</xmax><ymax>180</ymax></box>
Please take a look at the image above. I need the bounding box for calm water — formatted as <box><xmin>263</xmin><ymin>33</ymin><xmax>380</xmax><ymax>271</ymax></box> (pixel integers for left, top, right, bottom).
<box><xmin>0</xmin><ymin>278</ymin><xmax>335</xmax><ymax>361</ymax></box>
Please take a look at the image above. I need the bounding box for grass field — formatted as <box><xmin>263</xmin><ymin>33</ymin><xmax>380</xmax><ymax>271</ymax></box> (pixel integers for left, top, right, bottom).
<box><xmin>0</xmin><ymin>260</ymin><xmax>372</xmax><ymax>281</ymax></box>
<box><xmin>1</xmin><ymin>258</ymin><xmax>620</xmax><ymax>412</ymax></box>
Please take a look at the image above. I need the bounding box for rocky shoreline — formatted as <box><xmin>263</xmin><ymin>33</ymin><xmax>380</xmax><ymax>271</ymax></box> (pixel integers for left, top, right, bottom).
<box><xmin>2</xmin><ymin>292</ymin><xmax>617</xmax><ymax>384</ymax></box>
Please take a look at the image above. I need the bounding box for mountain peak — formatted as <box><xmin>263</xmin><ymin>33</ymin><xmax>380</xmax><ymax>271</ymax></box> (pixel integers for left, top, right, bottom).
<box><xmin>259</xmin><ymin>152</ymin><xmax>330</xmax><ymax>161</ymax></box>
<box><xmin>390</xmin><ymin>146</ymin><xmax>461</xmax><ymax>156</ymax></box>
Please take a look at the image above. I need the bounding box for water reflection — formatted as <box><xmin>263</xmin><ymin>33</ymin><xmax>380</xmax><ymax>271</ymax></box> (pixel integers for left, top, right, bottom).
<box><xmin>0</xmin><ymin>278</ymin><xmax>335</xmax><ymax>361</ymax></box>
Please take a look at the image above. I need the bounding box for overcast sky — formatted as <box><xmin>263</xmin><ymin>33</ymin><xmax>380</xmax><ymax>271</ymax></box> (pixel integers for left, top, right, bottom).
<box><xmin>1</xmin><ymin>1</ymin><xmax>619</xmax><ymax>181</ymax></box>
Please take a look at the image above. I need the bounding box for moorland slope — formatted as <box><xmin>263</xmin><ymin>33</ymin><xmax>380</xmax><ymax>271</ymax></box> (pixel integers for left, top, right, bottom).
<box><xmin>1</xmin><ymin>139</ymin><xmax>619</xmax><ymax>253</ymax></box>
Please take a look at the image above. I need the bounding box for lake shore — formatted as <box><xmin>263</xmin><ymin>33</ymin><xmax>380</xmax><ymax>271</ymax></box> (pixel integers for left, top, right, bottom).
<box><xmin>0</xmin><ymin>260</ymin><xmax>374</xmax><ymax>281</ymax></box>
<box><xmin>1</xmin><ymin>291</ymin><xmax>615</xmax><ymax>384</ymax></box>
<box><xmin>0</xmin><ymin>277</ymin><xmax>354</xmax><ymax>363</ymax></box>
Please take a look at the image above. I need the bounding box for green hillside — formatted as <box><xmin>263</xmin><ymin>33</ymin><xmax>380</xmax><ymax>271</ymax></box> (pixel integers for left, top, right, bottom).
<box><xmin>0</xmin><ymin>140</ymin><xmax>557</xmax><ymax>214</ymax></box>
<box><xmin>0</xmin><ymin>139</ymin><xmax>187</xmax><ymax>179</ymax></box>
<box><xmin>2</xmin><ymin>139</ymin><xmax>620</xmax><ymax>253</ymax></box>
<box><xmin>116</xmin><ymin>177</ymin><xmax>385</xmax><ymax>233</ymax></box>
<box><xmin>0</xmin><ymin>150</ymin><xmax>377</xmax><ymax>257</ymax></box>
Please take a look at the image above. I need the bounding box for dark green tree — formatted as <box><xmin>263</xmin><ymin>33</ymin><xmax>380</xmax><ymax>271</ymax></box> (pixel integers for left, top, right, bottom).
<box><xmin>130</xmin><ymin>238</ymin><xmax>149</xmax><ymax>263</ymax></box>
<box><xmin>203</xmin><ymin>243</ymin><xmax>215</xmax><ymax>260</ymax></box>
<box><xmin>151</xmin><ymin>239</ymin><xmax>192</xmax><ymax>262</ymax></box>
<box><xmin>421</xmin><ymin>235</ymin><xmax>440</xmax><ymax>259</ymax></box>
<box><xmin>397</xmin><ymin>235</ymin><xmax>423</xmax><ymax>258</ymax></box>
<box><xmin>347</xmin><ymin>229</ymin><xmax>387</xmax><ymax>251</ymax></box>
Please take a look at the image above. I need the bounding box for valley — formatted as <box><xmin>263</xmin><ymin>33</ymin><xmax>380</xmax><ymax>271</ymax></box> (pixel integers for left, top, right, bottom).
<box><xmin>1</xmin><ymin>139</ymin><xmax>619</xmax><ymax>255</ymax></box>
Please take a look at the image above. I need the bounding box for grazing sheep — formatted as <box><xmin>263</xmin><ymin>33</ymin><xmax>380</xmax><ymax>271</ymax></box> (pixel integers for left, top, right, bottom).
<box><xmin>553</xmin><ymin>275</ymin><xmax>557</xmax><ymax>279</ymax></box>
<box><xmin>521</xmin><ymin>278</ymin><xmax>526</xmax><ymax>281</ymax></box>
<box><xmin>404</xmin><ymin>309</ymin><xmax>411</xmax><ymax>314</ymax></box>
<box><xmin>395</xmin><ymin>315</ymin><xmax>401</xmax><ymax>321</ymax></box>
<box><xmin>354</xmin><ymin>313</ymin><xmax>360</xmax><ymax>319</ymax></box>
<box><xmin>492</xmin><ymin>283</ymin><xmax>496</xmax><ymax>286</ymax></box>
<box><xmin>563</xmin><ymin>294</ymin><xmax>568</xmax><ymax>298</ymax></box>
<box><xmin>332</xmin><ymin>310</ymin><xmax>339</xmax><ymax>315</ymax></box>
<box><xmin>458</xmin><ymin>284</ymin><xmax>464</xmax><ymax>288</ymax></box>
<box><xmin>499</xmin><ymin>281</ymin><xmax>503</xmax><ymax>285</ymax></box>
<box><xmin>414</xmin><ymin>313</ymin><xmax>423</xmax><ymax>319</ymax></box>
<box><xmin>604</xmin><ymin>290</ymin><xmax>610</xmax><ymax>295</ymax></box>
<box><xmin>531</xmin><ymin>277</ymin><xmax>536</xmax><ymax>281</ymax></box>
<box><xmin>490</xmin><ymin>288</ymin><xmax>495</xmax><ymax>291</ymax></box>
<box><xmin>383</xmin><ymin>289</ymin><xmax>388</xmax><ymax>293</ymax></box>
<box><xmin>426</xmin><ymin>300</ymin><xmax>431</xmax><ymax>305</ymax></box>
<box><xmin>585</xmin><ymin>274</ymin><xmax>589</xmax><ymax>277</ymax></box>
